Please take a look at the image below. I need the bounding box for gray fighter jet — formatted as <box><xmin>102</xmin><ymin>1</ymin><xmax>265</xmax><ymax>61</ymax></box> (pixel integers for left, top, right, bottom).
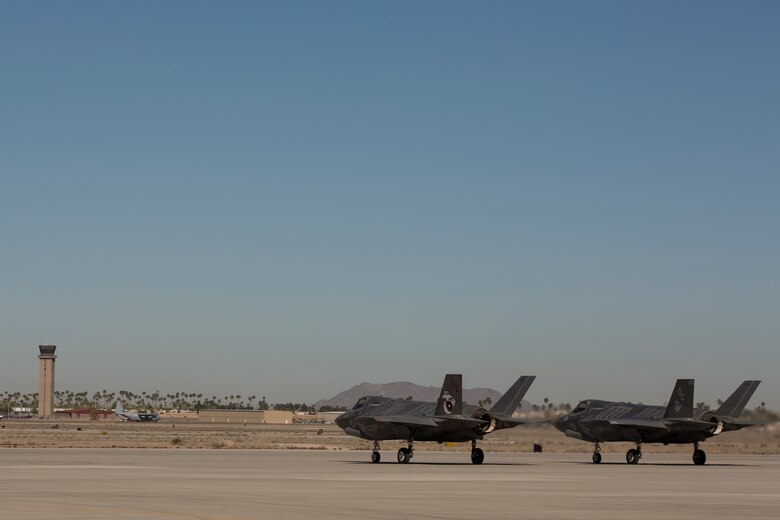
<box><xmin>336</xmin><ymin>374</ymin><xmax>536</xmax><ymax>464</ymax></box>
<box><xmin>554</xmin><ymin>379</ymin><xmax>762</xmax><ymax>465</ymax></box>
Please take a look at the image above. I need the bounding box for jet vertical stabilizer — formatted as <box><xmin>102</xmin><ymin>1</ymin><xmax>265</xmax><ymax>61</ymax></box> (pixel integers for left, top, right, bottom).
<box><xmin>490</xmin><ymin>375</ymin><xmax>536</xmax><ymax>416</ymax></box>
<box><xmin>663</xmin><ymin>379</ymin><xmax>694</xmax><ymax>419</ymax></box>
<box><xmin>434</xmin><ymin>374</ymin><xmax>463</xmax><ymax>416</ymax></box>
<box><xmin>715</xmin><ymin>380</ymin><xmax>761</xmax><ymax>417</ymax></box>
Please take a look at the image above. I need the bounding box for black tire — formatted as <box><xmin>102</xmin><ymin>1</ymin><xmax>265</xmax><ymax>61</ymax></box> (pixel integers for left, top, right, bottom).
<box><xmin>471</xmin><ymin>448</ymin><xmax>485</xmax><ymax>465</ymax></box>
<box><xmin>626</xmin><ymin>449</ymin><xmax>639</xmax><ymax>464</ymax></box>
<box><xmin>371</xmin><ymin>451</ymin><xmax>380</xmax><ymax>464</ymax></box>
<box><xmin>693</xmin><ymin>449</ymin><xmax>706</xmax><ymax>466</ymax></box>
<box><xmin>592</xmin><ymin>452</ymin><xmax>602</xmax><ymax>464</ymax></box>
<box><xmin>397</xmin><ymin>447</ymin><xmax>411</xmax><ymax>464</ymax></box>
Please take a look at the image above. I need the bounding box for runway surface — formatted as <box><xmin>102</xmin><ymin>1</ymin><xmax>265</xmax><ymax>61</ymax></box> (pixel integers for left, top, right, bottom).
<box><xmin>1</xmin><ymin>449</ymin><xmax>778</xmax><ymax>519</ymax></box>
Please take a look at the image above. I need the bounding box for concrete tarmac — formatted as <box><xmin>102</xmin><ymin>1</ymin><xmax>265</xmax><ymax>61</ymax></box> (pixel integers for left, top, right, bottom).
<box><xmin>1</xmin><ymin>449</ymin><xmax>778</xmax><ymax>519</ymax></box>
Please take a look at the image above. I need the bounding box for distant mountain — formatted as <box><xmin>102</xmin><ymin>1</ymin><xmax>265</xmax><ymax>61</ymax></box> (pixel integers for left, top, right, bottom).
<box><xmin>315</xmin><ymin>381</ymin><xmax>532</xmax><ymax>413</ymax></box>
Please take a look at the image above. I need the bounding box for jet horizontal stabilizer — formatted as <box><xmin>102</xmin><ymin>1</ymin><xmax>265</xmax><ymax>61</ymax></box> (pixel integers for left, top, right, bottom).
<box><xmin>663</xmin><ymin>418</ymin><xmax>718</xmax><ymax>432</ymax></box>
<box><xmin>489</xmin><ymin>412</ymin><xmax>542</xmax><ymax>428</ymax></box>
<box><xmin>719</xmin><ymin>417</ymin><xmax>776</xmax><ymax>432</ymax></box>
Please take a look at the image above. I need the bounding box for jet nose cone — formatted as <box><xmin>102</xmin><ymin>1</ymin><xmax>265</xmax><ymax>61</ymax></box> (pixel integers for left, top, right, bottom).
<box><xmin>553</xmin><ymin>416</ymin><xmax>569</xmax><ymax>432</ymax></box>
<box><xmin>334</xmin><ymin>413</ymin><xmax>348</xmax><ymax>430</ymax></box>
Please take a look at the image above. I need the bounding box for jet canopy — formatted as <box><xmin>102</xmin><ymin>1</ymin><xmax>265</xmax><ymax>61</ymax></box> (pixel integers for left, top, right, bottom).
<box><xmin>571</xmin><ymin>400</ymin><xmax>610</xmax><ymax>414</ymax></box>
<box><xmin>351</xmin><ymin>396</ymin><xmax>389</xmax><ymax>410</ymax></box>
<box><xmin>572</xmin><ymin>401</ymin><xmax>589</xmax><ymax>414</ymax></box>
<box><xmin>352</xmin><ymin>397</ymin><xmax>368</xmax><ymax>410</ymax></box>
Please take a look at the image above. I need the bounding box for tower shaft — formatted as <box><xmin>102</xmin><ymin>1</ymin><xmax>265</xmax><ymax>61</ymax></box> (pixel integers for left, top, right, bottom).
<box><xmin>38</xmin><ymin>344</ymin><xmax>57</xmax><ymax>419</ymax></box>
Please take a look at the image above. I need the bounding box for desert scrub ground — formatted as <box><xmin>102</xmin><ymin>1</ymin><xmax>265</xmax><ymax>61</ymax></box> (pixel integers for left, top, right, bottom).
<box><xmin>1</xmin><ymin>419</ymin><xmax>778</xmax><ymax>455</ymax></box>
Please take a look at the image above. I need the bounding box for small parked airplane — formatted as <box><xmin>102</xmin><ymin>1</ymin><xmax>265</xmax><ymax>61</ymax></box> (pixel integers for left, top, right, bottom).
<box><xmin>115</xmin><ymin>401</ymin><xmax>160</xmax><ymax>422</ymax></box>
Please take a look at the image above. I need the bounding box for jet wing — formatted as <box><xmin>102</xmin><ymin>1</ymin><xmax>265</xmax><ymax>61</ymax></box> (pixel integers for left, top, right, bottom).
<box><xmin>355</xmin><ymin>415</ymin><xmax>488</xmax><ymax>430</ymax></box>
<box><xmin>373</xmin><ymin>416</ymin><xmax>440</xmax><ymax>428</ymax></box>
<box><xmin>584</xmin><ymin>418</ymin><xmax>669</xmax><ymax>431</ymax></box>
<box><xmin>600</xmin><ymin>417</ymin><xmax>722</xmax><ymax>433</ymax></box>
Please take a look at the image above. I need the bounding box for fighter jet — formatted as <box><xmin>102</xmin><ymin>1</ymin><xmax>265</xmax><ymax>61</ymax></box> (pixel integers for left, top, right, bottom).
<box><xmin>554</xmin><ymin>379</ymin><xmax>762</xmax><ymax>465</ymax></box>
<box><xmin>115</xmin><ymin>401</ymin><xmax>160</xmax><ymax>422</ymax></box>
<box><xmin>335</xmin><ymin>374</ymin><xmax>536</xmax><ymax>464</ymax></box>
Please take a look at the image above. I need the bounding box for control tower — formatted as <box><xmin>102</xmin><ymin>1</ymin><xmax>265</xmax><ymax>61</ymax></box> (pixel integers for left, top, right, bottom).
<box><xmin>38</xmin><ymin>344</ymin><xmax>57</xmax><ymax>419</ymax></box>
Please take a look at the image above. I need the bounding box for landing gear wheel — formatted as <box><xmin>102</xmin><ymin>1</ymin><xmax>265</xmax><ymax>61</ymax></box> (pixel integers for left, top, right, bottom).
<box><xmin>471</xmin><ymin>448</ymin><xmax>485</xmax><ymax>465</ymax></box>
<box><xmin>397</xmin><ymin>447</ymin><xmax>412</xmax><ymax>464</ymax></box>
<box><xmin>693</xmin><ymin>449</ymin><xmax>706</xmax><ymax>465</ymax></box>
<box><xmin>592</xmin><ymin>452</ymin><xmax>602</xmax><ymax>464</ymax></box>
<box><xmin>371</xmin><ymin>451</ymin><xmax>380</xmax><ymax>463</ymax></box>
<box><xmin>626</xmin><ymin>449</ymin><xmax>640</xmax><ymax>464</ymax></box>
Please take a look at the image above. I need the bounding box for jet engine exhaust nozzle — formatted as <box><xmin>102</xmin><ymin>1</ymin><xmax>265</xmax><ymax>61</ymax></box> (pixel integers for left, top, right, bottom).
<box><xmin>472</xmin><ymin>408</ymin><xmax>496</xmax><ymax>435</ymax></box>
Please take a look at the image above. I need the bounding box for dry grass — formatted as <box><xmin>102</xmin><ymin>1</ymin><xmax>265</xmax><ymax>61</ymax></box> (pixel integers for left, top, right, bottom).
<box><xmin>1</xmin><ymin>419</ymin><xmax>778</xmax><ymax>454</ymax></box>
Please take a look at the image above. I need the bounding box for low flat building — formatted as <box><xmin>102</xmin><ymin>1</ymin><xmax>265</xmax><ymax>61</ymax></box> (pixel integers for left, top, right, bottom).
<box><xmin>197</xmin><ymin>409</ymin><xmax>294</xmax><ymax>424</ymax></box>
<box><xmin>316</xmin><ymin>411</ymin><xmax>343</xmax><ymax>423</ymax></box>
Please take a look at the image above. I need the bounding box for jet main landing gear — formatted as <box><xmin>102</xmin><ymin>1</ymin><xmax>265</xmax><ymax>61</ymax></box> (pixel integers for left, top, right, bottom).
<box><xmin>397</xmin><ymin>438</ymin><xmax>414</xmax><ymax>464</ymax></box>
<box><xmin>397</xmin><ymin>447</ymin><xmax>412</xmax><ymax>463</ymax></box>
<box><xmin>692</xmin><ymin>442</ymin><xmax>707</xmax><ymax>465</ymax></box>
<box><xmin>471</xmin><ymin>439</ymin><xmax>485</xmax><ymax>464</ymax></box>
<box><xmin>626</xmin><ymin>443</ymin><xmax>642</xmax><ymax>464</ymax></box>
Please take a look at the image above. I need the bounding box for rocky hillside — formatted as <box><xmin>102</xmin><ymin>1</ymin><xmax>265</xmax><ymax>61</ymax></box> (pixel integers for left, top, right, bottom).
<box><xmin>316</xmin><ymin>381</ymin><xmax>532</xmax><ymax>413</ymax></box>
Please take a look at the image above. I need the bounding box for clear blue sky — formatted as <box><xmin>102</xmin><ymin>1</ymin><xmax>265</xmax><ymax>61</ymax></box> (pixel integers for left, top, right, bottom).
<box><xmin>1</xmin><ymin>1</ymin><xmax>778</xmax><ymax>406</ymax></box>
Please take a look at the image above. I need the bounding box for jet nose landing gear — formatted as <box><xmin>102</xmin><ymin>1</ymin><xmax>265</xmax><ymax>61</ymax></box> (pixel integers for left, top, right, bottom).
<box><xmin>371</xmin><ymin>440</ymin><xmax>381</xmax><ymax>463</ymax></box>
<box><xmin>592</xmin><ymin>442</ymin><xmax>602</xmax><ymax>464</ymax></box>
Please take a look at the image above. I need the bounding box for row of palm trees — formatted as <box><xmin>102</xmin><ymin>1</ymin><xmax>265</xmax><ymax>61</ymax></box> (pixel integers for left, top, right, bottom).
<box><xmin>1</xmin><ymin>391</ymin><xmax>37</xmax><ymax>413</ymax></box>
<box><xmin>0</xmin><ymin>389</ymin><xmax>306</xmax><ymax>413</ymax></box>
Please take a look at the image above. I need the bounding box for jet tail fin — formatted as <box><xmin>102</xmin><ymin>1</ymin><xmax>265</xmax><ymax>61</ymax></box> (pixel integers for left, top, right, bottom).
<box><xmin>115</xmin><ymin>401</ymin><xmax>123</xmax><ymax>414</ymax></box>
<box><xmin>434</xmin><ymin>374</ymin><xmax>463</xmax><ymax>416</ymax></box>
<box><xmin>490</xmin><ymin>376</ymin><xmax>536</xmax><ymax>416</ymax></box>
<box><xmin>664</xmin><ymin>379</ymin><xmax>694</xmax><ymax>419</ymax></box>
<box><xmin>715</xmin><ymin>380</ymin><xmax>761</xmax><ymax>417</ymax></box>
